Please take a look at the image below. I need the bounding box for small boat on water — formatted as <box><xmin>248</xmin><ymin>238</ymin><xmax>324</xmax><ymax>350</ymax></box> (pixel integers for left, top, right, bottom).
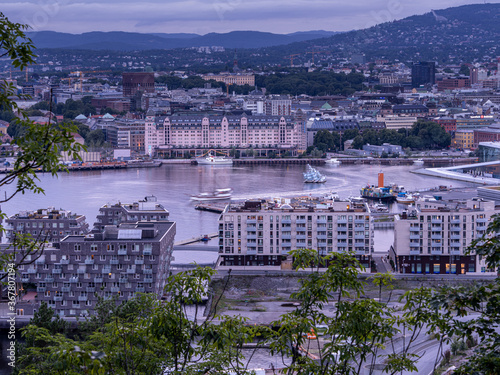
<box><xmin>396</xmin><ymin>192</ymin><xmax>416</xmax><ymax>204</ymax></box>
<box><xmin>413</xmin><ymin>158</ymin><xmax>424</xmax><ymax>165</ymax></box>
<box><xmin>325</xmin><ymin>158</ymin><xmax>341</xmax><ymax>165</ymax></box>
<box><xmin>190</xmin><ymin>188</ymin><xmax>232</xmax><ymax>201</ymax></box>
<box><xmin>196</xmin><ymin>150</ymin><xmax>233</xmax><ymax>165</ymax></box>
<box><xmin>303</xmin><ymin>164</ymin><xmax>326</xmax><ymax>183</ymax></box>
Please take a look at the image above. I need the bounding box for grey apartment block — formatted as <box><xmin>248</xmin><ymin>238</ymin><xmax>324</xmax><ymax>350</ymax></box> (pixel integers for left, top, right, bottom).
<box><xmin>15</xmin><ymin>221</ymin><xmax>176</xmax><ymax>316</ymax></box>
<box><xmin>5</xmin><ymin>207</ymin><xmax>89</xmax><ymax>244</ymax></box>
<box><xmin>94</xmin><ymin>195</ymin><xmax>169</xmax><ymax>231</ymax></box>
<box><xmin>218</xmin><ymin>198</ymin><xmax>373</xmax><ymax>269</ymax></box>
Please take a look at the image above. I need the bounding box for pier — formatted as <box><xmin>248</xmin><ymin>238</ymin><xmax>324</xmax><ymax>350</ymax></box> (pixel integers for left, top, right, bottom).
<box><xmin>194</xmin><ymin>204</ymin><xmax>226</xmax><ymax>213</ymax></box>
<box><xmin>174</xmin><ymin>232</ymin><xmax>219</xmax><ymax>246</ymax></box>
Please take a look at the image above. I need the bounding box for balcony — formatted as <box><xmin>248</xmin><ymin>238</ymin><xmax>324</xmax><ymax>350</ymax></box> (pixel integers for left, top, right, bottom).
<box><xmin>450</xmin><ymin>234</ymin><xmax>461</xmax><ymax>240</ymax></box>
<box><xmin>94</xmin><ymin>277</ymin><xmax>103</xmax><ymax>283</ymax></box>
<box><xmin>431</xmin><ymin>218</ymin><xmax>442</xmax><ymax>224</ymax></box>
<box><xmin>296</xmin><ymin>219</ymin><xmax>306</xmax><ymax>224</ymax></box>
<box><xmin>354</xmin><ymin>219</ymin><xmax>365</xmax><ymax>225</ymax></box>
<box><xmin>61</xmin><ymin>287</ymin><xmax>71</xmax><ymax>292</ymax></box>
<box><xmin>85</xmin><ymin>259</ymin><xmax>94</xmax><ymax>265</ymax></box>
<box><xmin>118</xmin><ymin>249</ymin><xmax>127</xmax><ymax>255</ymax></box>
<box><xmin>44</xmin><ymin>276</ymin><xmax>54</xmax><ymax>283</ymax></box>
<box><xmin>431</xmin><ymin>241</ymin><xmax>443</xmax><ymax>247</ymax></box>
<box><xmin>282</xmin><ymin>243</ymin><xmax>292</xmax><ymax>248</ymax></box>
<box><xmin>77</xmin><ymin>268</ymin><xmax>86</xmax><ymax>274</ymax></box>
<box><xmin>135</xmin><ymin>259</ymin><xmax>144</xmax><ymax>265</ymax></box>
<box><xmin>52</xmin><ymin>268</ymin><xmax>62</xmax><ymax>274</ymax></box>
<box><xmin>296</xmin><ymin>234</ymin><xmax>307</xmax><ymax>240</ymax></box>
<box><xmin>35</xmin><ymin>259</ymin><xmax>45</xmax><ymax>265</ymax></box>
<box><xmin>409</xmin><ymin>242</ymin><xmax>420</xmax><ymax>248</ymax></box>
<box><xmin>119</xmin><ymin>278</ymin><xmax>128</xmax><ymax>283</ymax></box>
<box><xmin>246</xmin><ymin>248</ymin><xmax>257</xmax><ymax>255</ymax></box>
<box><xmin>354</xmin><ymin>235</ymin><xmax>365</xmax><ymax>240</ymax></box>
<box><xmin>60</xmin><ymin>259</ymin><xmax>70</xmax><ymax>265</ymax></box>
<box><xmin>37</xmin><ymin>287</ymin><xmax>46</xmax><ymax>292</ymax></box>
<box><xmin>126</xmin><ymin>268</ymin><xmax>136</xmax><ymax>274</ymax></box>
<box><xmin>281</xmin><ymin>234</ymin><xmax>292</xmax><ymax>240</ymax></box>
<box><xmin>53</xmin><ymin>296</ymin><xmax>63</xmax><ymax>302</ymax></box>
<box><xmin>110</xmin><ymin>287</ymin><xmax>120</xmax><ymax>293</ymax></box>
<box><xmin>476</xmin><ymin>218</ymin><xmax>487</xmax><ymax>224</ymax></box>
<box><xmin>450</xmin><ymin>219</ymin><xmax>460</xmax><ymax>224</ymax></box>
<box><xmin>431</xmin><ymin>235</ymin><xmax>442</xmax><ymax>240</ymax></box>
<box><xmin>144</xmin><ymin>277</ymin><xmax>153</xmax><ymax>283</ymax></box>
<box><xmin>431</xmin><ymin>248</ymin><xmax>442</xmax><ymax>255</ymax></box>
<box><xmin>246</xmin><ymin>219</ymin><xmax>256</xmax><ymax>224</ymax></box>
<box><xmin>69</xmin><ymin>277</ymin><xmax>79</xmax><ymax>283</ymax></box>
<box><xmin>21</xmin><ymin>277</ymin><xmax>30</xmax><ymax>283</ymax></box>
<box><xmin>246</xmin><ymin>234</ymin><xmax>257</xmax><ymax>240</ymax></box>
<box><xmin>143</xmin><ymin>249</ymin><xmax>152</xmax><ymax>256</ymax></box>
<box><xmin>110</xmin><ymin>260</ymin><xmax>119</xmax><ymax>265</ymax></box>
<box><xmin>143</xmin><ymin>269</ymin><xmax>153</xmax><ymax>274</ymax></box>
<box><xmin>102</xmin><ymin>268</ymin><xmax>112</xmax><ymax>274</ymax></box>
<box><xmin>135</xmin><ymin>287</ymin><xmax>145</xmax><ymax>293</ymax></box>
<box><xmin>86</xmin><ymin>287</ymin><xmax>95</xmax><ymax>293</ymax></box>
<box><xmin>450</xmin><ymin>248</ymin><xmax>461</xmax><ymax>255</ymax></box>
<box><xmin>337</xmin><ymin>234</ymin><xmax>348</xmax><ymax>240</ymax></box>
<box><xmin>27</xmin><ymin>268</ymin><xmax>36</xmax><ymax>274</ymax></box>
<box><xmin>410</xmin><ymin>248</ymin><xmax>421</xmax><ymax>255</ymax></box>
<box><xmin>409</xmin><ymin>234</ymin><xmax>420</xmax><ymax>240</ymax></box>
<box><xmin>282</xmin><ymin>219</ymin><xmax>292</xmax><ymax>225</ymax></box>
<box><xmin>296</xmin><ymin>241</ymin><xmax>306</xmax><ymax>247</ymax></box>
<box><xmin>410</xmin><ymin>227</ymin><xmax>420</xmax><ymax>232</ymax></box>
<box><xmin>78</xmin><ymin>296</ymin><xmax>88</xmax><ymax>302</ymax></box>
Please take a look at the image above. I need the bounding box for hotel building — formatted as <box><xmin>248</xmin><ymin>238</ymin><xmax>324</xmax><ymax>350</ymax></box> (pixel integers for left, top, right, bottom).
<box><xmin>217</xmin><ymin>198</ymin><xmax>373</xmax><ymax>270</ymax></box>
<box><xmin>144</xmin><ymin>113</ymin><xmax>302</xmax><ymax>156</ymax></box>
<box><xmin>394</xmin><ymin>198</ymin><xmax>495</xmax><ymax>275</ymax></box>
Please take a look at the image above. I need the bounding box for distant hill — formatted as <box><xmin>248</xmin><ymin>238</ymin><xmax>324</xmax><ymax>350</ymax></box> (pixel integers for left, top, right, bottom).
<box><xmin>26</xmin><ymin>30</ymin><xmax>339</xmax><ymax>51</ymax></box>
<box><xmin>259</xmin><ymin>3</ymin><xmax>500</xmax><ymax>63</ymax></box>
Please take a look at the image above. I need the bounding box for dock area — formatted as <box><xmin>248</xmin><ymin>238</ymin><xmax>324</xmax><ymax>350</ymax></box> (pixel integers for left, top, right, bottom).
<box><xmin>194</xmin><ymin>204</ymin><xmax>226</xmax><ymax>213</ymax></box>
<box><xmin>174</xmin><ymin>232</ymin><xmax>219</xmax><ymax>246</ymax></box>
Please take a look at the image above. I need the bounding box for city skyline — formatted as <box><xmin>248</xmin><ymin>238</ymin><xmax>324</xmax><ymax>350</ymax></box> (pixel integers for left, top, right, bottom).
<box><xmin>4</xmin><ymin>0</ymin><xmax>495</xmax><ymax>35</ymax></box>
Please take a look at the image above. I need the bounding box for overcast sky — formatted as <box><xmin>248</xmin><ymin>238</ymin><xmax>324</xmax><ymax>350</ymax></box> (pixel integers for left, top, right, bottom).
<box><xmin>3</xmin><ymin>0</ymin><xmax>496</xmax><ymax>35</ymax></box>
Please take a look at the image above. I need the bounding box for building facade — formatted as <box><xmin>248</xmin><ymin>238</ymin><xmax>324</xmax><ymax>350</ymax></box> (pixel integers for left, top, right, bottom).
<box><xmin>411</xmin><ymin>61</ymin><xmax>436</xmax><ymax>88</ymax></box>
<box><xmin>5</xmin><ymin>208</ymin><xmax>89</xmax><ymax>244</ymax></box>
<box><xmin>394</xmin><ymin>198</ymin><xmax>494</xmax><ymax>275</ymax></box>
<box><xmin>122</xmin><ymin>72</ymin><xmax>155</xmax><ymax>97</ymax></box>
<box><xmin>94</xmin><ymin>196</ymin><xmax>170</xmax><ymax>231</ymax></box>
<box><xmin>144</xmin><ymin>114</ymin><xmax>302</xmax><ymax>155</ymax></box>
<box><xmin>16</xmin><ymin>221</ymin><xmax>176</xmax><ymax>316</ymax></box>
<box><xmin>201</xmin><ymin>73</ymin><xmax>255</xmax><ymax>86</ymax></box>
<box><xmin>217</xmin><ymin>198</ymin><xmax>373</xmax><ymax>270</ymax></box>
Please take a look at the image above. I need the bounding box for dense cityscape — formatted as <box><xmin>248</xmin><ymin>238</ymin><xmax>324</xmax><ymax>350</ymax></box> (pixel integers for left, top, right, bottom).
<box><xmin>1</xmin><ymin>3</ymin><xmax>500</xmax><ymax>375</ymax></box>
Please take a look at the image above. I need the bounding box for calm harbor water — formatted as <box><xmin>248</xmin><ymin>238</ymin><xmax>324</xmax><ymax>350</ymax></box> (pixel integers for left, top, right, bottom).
<box><xmin>1</xmin><ymin>162</ymin><xmax>477</xmax><ymax>253</ymax></box>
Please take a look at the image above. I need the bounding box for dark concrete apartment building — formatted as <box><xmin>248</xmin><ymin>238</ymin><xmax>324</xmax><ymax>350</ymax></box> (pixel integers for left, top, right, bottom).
<box><xmin>16</xmin><ymin>221</ymin><xmax>176</xmax><ymax>316</ymax></box>
<box><xmin>5</xmin><ymin>208</ymin><xmax>89</xmax><ymax>244</ymax></box>
<box><xmin>94</xmin><ymin>195</ymin><xmax>170</xmax><ymax>231</ymax></box>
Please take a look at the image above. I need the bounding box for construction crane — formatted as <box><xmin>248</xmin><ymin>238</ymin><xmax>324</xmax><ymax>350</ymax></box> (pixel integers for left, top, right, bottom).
<box><xmin>69</xmin><ymin>70</ymin><xmax>112</xmax><ymax>91</ymax></box>
<box><xmin>287</xmin><ymin>54</ymin><xmax>301</xmax><ymax>67</ymax></box>
<box><xmin>305</xmin><ymin>50</ymin><xmax>330</xmax><ymax>66</ymax></box>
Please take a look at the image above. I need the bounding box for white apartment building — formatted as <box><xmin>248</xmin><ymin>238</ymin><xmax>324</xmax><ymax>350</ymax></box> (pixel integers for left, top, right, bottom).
<box><xmin>394</xmin><ymin>198</ymin><xmax>496</xmax><ymax>275</ymax></box>
<box><xmin>217</xmin><ymin>198</ymin><xmax>373</xmax><ymax>270</ymax></box>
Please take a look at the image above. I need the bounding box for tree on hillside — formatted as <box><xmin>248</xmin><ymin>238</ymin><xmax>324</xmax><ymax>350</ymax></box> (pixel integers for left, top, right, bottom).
<box><xmin>0</xmin><ymin>12</ymin><xmax>84</xmax><ymax>279</ymax></box>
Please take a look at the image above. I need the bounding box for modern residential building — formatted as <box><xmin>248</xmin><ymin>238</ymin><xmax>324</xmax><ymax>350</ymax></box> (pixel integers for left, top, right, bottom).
<box><xmin>217</xmin><ymin>197</ymin><xmax>373</xmax><ymax>270</ymax></box>
<box><xmin>5</xmin><ymin>208</ymin><xmax>89</xmax><ymax>244</ymax></box>
<box><xmin>15</xmin><ymin>220</ymin><xmax>176</xmax><ymax>316</ymax></box>
<box><xmin>122</xmin><ymin>72</ymin><xmax>155</xmax><ymax>97</ymax></box>
<box><xmin>393</xmin><ymin>198</ymin><xmax>495</xmax><ymax>275</ymax></box>
<box><xmin>411</xmin><ymin>61</ymin><xmax>436</xmax><ymax>88</ymax></box>
<box><xmin>437</xmin><ymin>77</ymin><xmax>471</xmax><ymax>91</ymax></box>
<box><xmin>94</xmin><ymin>196</ymin><xmax>170</xmax><ymax>232</ymax></box>
<box><xmin>103</xmin><ymin>118</ymin><xmax>146</xmax><ymax>152</ymax></box>
<box><xmin>264</xmin><ymin>97</ymin><xmax>292</xmax><ymax>116</ymax></box>
<box><xmin>144</xmin><ymin>113</ymin><xmax>302</xmax><ymax>156</ymax></box>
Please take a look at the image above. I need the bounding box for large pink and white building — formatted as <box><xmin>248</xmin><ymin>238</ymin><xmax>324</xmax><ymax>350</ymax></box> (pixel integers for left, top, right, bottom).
<box><xmin>144</xmin><ymin>113</ymin><xmax>304</xmax><ymax>155</ymax></box>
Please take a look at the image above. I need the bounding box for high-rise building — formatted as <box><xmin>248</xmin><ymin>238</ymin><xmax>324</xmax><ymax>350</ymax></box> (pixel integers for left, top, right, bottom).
<box><xmin>411</xmin><ymin>62</ymin><xmax>436</xmax><ymax>88</ymax></box>
<box><xmin>122</xmin><ymin>72</ymin><xmax>155</xmax><ymax>97</ymax></box>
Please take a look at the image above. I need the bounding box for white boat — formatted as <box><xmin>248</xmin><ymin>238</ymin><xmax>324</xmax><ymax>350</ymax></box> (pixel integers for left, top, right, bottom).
<box><xmin>190</xmin><ymin>188</ymin><xmax>232</xmax><ymax>201</ymax></box>
<box><xmin>396</xmin><ymin>193</ymin><xmax>416</xmax><ymax>204</ymax></box>
<box><xmin>325</xmin><ymin>158</ymin><xmax>341</xmax><ymax>165</ymax></box>
<box><xmin>196</xmin><ymin>151</ymin><xmax>233</xmax><ymax>165</ymax></box>
<box><xmin>413</xmin><ymin>158</ymin><xmax>424</xmax><ymax>165</ymax></box>
<box><xmin>371</xmin><ymin>203</ymin><xmax>389</xmax><ymax>213</ymax></box>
